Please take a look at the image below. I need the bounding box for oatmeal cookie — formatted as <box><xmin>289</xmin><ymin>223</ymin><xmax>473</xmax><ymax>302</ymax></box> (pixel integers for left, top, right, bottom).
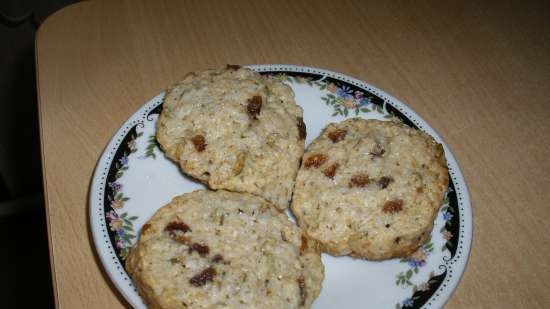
<box><xmin>156</xmin><ymin>67</ymin><xmax>305</xmax><ymax>210</ymax></box>
<box><xmin>126</xmin><ymin>190</ymin><xmax>324</xmax><ymax>309</ymax></box>
<box><xmin>291</xmin><ymin>118</ymin><xmax>448</xmax><ymax>260</ymax></box>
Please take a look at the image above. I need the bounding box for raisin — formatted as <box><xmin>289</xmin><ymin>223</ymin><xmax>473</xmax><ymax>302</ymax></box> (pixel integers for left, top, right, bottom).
<box><xmin>189</xmin><ymin>267</ymin><xmax>216</xmax><ymax>287</ymax></box>
<box><xmin>191</xmin><ymin>134</ymin><xmax>206</xmax><ymax>152</ymax></box>
<box><xmin>226</xmin><ymin>64</ymin><xmax>241</xmax><ymax>70</ymax></box>
<box><xmin>349</xmin><ymin>173</ymin><xmax>370</xmax><ymax>187</ymax></box>
<box><xmin>370</xmin><ymin>143</ymin><xmax>385</xmax><ymax>158</ymax></box>
<box><xmin>382</xmin><ymin>200</ymin><xmax>404</xmax><ymax>214</ymax></box>
<box><xmin>188</xmin><ymin>243</ymin><xmax>210</xmax><ymax>256</ymax></box>
<box><xmin>378</xmin><ymin>176</ymin><xmax>393</xmax><ymax>189</ymax></box>
<box><xmin>322</xmin><ymin>163</ymin><xmax>339</xmax><ymax>179</ymax></box>
<box><xmin>300</xmin><ymin>235</ymin><xmax>308</xmax><ymax>254</ymax></box>
<box><xmin>297</xmin><ymin>117</ymin><xmax>307</xmax><ymax>140</ymax></box>
<box><xmin>211</xmin><ymin>254</ymin><xmax>224</xmax><ymax>263</ymax></box>
<box><xmin>174</xmin><ymin>235</ymin><xmax>191</xmax><ymax>244</ymax></box>
<box><xmin>247</xmin><ymin>95</ymin><xmax>262</xmax><ymax>119</ymax></box>
<box><xmin>327</xmin><ymin>129</ymin><xmax>347</xmax><ymax>143</ymax></box>
<box><xmin>165</xmin><ymin>221</ymin><xmax>191</xmax><ymax>235</ymax></box>
<box><xmin>141</xmin><ymin>223</ymin><xmax>152</xmax><ymax>233</ymax></box>
<box><xmin>304</xmin><ymin>154</ymin><xmax>328</xmax><ymax>169</ymax></box>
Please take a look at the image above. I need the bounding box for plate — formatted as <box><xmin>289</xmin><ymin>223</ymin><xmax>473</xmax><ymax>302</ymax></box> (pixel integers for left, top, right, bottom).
<box><xmin>90</xmin><ymin>65</ymin><xmax>472</xmax><ymax>309</ymax></box>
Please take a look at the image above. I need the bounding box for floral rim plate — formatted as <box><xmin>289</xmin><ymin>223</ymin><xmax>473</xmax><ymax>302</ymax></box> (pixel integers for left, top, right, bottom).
<box><xmin>90</xmin><ymin>65</ymin><xmax>472</xmax><ymax>309</ymax></box>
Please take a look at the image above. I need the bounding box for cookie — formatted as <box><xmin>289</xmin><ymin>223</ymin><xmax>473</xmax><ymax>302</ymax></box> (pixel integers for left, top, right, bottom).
<box><xmin>291</xmin><ymin>118</ymin><xmax>448</xmax><ymax>260</ymax></box>
<box><xmin>126</xmin><ymin>190</ymin><xmax>324</xmax><ymax>309</ymax></box>
<box><xmin>156</xmin><ymin>67</ymin><xmax>305</xmax><ymax>210</ymax></box>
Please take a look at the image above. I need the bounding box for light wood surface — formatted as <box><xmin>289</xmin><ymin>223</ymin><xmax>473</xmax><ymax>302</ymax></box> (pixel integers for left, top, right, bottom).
<box><xmin>36</xmin><ymin>0</ymin><xmax>550</xmax><ymax>308</ymax></box>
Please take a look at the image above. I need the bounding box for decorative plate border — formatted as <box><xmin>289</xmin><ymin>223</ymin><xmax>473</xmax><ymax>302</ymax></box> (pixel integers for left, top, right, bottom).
<box><xmin>90</xmin><ymin>65</ymin><xmax>472</xmax><ymax>309</ymax></box>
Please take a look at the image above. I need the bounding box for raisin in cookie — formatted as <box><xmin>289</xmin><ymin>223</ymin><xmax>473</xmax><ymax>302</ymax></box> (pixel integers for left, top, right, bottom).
<box><xmin>156</xmin><ymin>67</ymin><xmax>305</xmax><ymax>210</ymax></box>
<box><xmin>291</xmin><ymin>118</ymin><xmax>448</xmax><ymax>260</ymax></box>
<box><xmin>126</xmin><ymin>190</ymin><xmax>324</xmax><ymax>309</ymax></box>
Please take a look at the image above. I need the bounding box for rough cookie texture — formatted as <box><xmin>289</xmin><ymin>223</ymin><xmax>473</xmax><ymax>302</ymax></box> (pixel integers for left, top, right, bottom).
<box><xmin>291</xmin><ymin>118</ymin><xmax>449</xmax><ymax>260</ymax></box>
<box><xmin>156</xmin><ymin>68</ymin><xmax>305</xmax><ymax>210</ymax></box>
<box><xmin>126</xmin><ymin>190</ymin><xmax>324</xmax><ymax>309</ymax></box>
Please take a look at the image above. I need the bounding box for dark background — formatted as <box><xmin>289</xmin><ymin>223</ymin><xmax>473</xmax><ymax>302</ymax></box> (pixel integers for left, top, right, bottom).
<box><xmin>0</xmin><ymin>0</ymin><xmax>79</xmax><ymax>307</ymax></box>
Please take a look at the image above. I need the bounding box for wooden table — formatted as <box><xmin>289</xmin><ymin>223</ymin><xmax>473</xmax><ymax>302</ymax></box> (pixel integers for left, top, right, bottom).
<box><xmin>36</xmin><ymin>0</ymin><xmax>550</xmax><ymax>308</ymax></box>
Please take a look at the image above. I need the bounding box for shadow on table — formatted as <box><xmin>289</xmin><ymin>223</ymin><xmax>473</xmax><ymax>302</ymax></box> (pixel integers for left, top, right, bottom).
<box><xmin>0</xmin><ymin>1</ymin><xmax>80</xmax><ymax>307</ymax></box>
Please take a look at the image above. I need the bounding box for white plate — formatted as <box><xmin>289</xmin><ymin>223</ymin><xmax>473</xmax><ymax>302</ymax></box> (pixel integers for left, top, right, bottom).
<box><xmin>90</xmin><ymin>65</ymin><xmax>472</xmax><ymax>309</ymax></box>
